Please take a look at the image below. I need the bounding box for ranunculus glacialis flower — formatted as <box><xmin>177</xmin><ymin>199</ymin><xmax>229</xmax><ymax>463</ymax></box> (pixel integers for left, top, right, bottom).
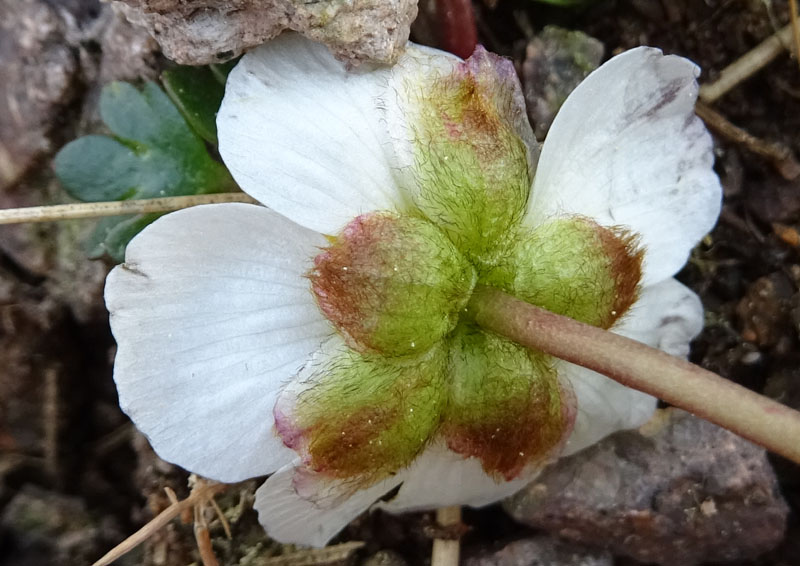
<box><xmin>106</xmin><ymin>34</ymin><xmax>721</xmax><ymax>546</ymax></box>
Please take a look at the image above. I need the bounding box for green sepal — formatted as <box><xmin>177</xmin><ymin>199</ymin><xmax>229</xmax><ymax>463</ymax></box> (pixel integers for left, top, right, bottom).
<box><xmin>209</xmin><ymin>59</ymin><xmax>239</xmax><ymax>83</ymax></box>
<box><xmin>406</xmin><ymin>47</ymin><xmax>535</xmax><ymax>267</ymax></box>
<box><xmin>442</xmin><ymin>324</ymin><xmax>569</xmax><ymax>480</ymax></box>
<box><xmin>275</xmin><ymin>343</ymin><xmax>447</xmax><ymax>488</ymax></box>
<box><xmin>311</xmin><ymin>213</ymin><xmax>476</xmax><ymax>357</ymax></box>
<box><xmin>485</xmin><ymin>217</ymin><xmax>643</xmax><ymax>329</ymax></box>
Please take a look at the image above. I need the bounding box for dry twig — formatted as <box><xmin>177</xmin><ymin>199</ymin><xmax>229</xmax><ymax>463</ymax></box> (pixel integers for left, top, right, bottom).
<box><xmin>92</xmin><ymin>481</ymin><xmax>226</xmax><ymax>566</ymax></box>
<box><xmin>695</xmin><ymin>101</ymin><xmax>800</xmax><ymax>180</ymax></box>
<box><xmin>699</xmin><ymin>19</ymin><xmax>798</xmax><ymax>103</ymax></box>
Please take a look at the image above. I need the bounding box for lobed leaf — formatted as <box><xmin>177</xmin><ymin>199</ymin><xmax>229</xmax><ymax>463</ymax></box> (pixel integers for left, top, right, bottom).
<box><xmin>54</xmin><ymin>80</ymin><xmax>234</xmax><ymax>261</ymax></box>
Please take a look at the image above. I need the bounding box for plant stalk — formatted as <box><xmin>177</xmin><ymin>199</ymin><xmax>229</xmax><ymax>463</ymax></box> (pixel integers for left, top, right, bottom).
<box><xmin>431</xmin><ymin>506</ymin><xmax>461</xmax><ymax>566</ymax></box>
<box><xmin>467</xmin><ymin>285</ymin><xmax>800</xmax><ymax>465</ymax></box>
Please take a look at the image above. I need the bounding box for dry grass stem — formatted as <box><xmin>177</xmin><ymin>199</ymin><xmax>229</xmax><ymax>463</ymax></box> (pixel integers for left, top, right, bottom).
<box><xmin>164</xmin><ymin>486</ymin><xmax>180</xmax><ymax>506</ymax></box>
<box><xmin>0</xmin><ymin>193</ymin><xmax>258</xmax><ymax>225</ymax></box>
<box><xmin>209</xmin><ymin>495</ymin><xmax>233</xmax><ymax>539</ymax></box>
<box><xmin>790</xmin><ymin>0</ymin><xmax>800</xmax><ymax>69</ymax></box>
<box><xmin>699</xmin><ymin>19</ymin><xmax>798</xmax><ymax>103</ymax></box>
<box><xmin>695</xmin><ymin>101</ymin><xmax>800</xmax><ymax>180</ymax></box>
<box><xmin>431</xmin><ymin>506</ymin><xmax>462</xmax><ymax>566</ymax></box>
<box><xmin>195</xmin><ymin>525</ymin><xmax>220</xmax><ymax>566</ymax></box>
<box><xmin>92</xmin><ymin>481</ymin><xmax>226</xmax><ymax>566</ymax></box>
<box><xmin>194</xmin><ymin>502</ymin><xmax>221</xmax><ymax>566</ymax></box>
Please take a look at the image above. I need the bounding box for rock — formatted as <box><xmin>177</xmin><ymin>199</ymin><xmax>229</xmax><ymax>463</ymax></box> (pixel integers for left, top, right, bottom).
<box><xmin>504</xmin><ymin>409</ymin><xmax>788</xmax><ymax>565</ymax></box>
<box><xmin>464</xmin><ymin>537</ymin><xmax>612</xmax><ymax>566</ymax></box>
<box><xmin>0</xmin><ymin>0</ymin><xmax>79</xmax><ymax>190</ymax></box>
<box><xmin>0</xmin><ymin>0</ymin><xmax>159</xmax><ymax>194</ymax></box>
<box><xmin>0</xmin><ymin>485</ymin><xmax>121</xmax><ymax>565</ymax></box>
<box><xmin>362</xmin><ymin>549</ymin><xmax>408</xmax><ymax>566</ymax></box>
<box><xmin>765</xmin><ymin>363</ymin><xmax>800</xmax><ymax>412</ymax></box>
<box><xmin>112</xmin><ymin>0</ymin><xmax>417</xmax><ymax>66</ymax></box>
<box><xmin>522</xmin><ymin>27</ymin><xmax>604</xmax><ymax>140</ymax></box>
<box><xmin>99</xmin><ymin>8</ymin><xmax>161</xmax><ymax>83</ymax></box>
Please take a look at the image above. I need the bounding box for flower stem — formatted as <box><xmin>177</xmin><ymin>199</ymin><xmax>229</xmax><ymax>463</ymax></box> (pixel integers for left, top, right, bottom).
<box><xmin>467</xmin><ymin>285</ymin><xmax>800</xmax><ymax>465</ymax></box>
<box><xmin>431</xmin><ymin>506</ymin><xmax>461</xmax><ymax>566</ymax></box>
<box><xmin>437</xmin><ymin>0</ymin><xmax>478</xmax><ymax>59</ymax></box>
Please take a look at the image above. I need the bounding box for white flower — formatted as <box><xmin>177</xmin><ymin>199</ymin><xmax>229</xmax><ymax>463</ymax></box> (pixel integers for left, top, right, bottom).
<box><xmin>105</xmin><ymin>34</ymin><xmax>721</xmax><ymax>547</ymax></box>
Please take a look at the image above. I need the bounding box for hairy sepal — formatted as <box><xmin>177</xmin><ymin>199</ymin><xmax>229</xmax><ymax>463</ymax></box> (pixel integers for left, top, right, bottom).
<box><xmin>311</xmin><ymin>212</ymin><xmax>475</xmax><ymax>356</ymax></box>
<box><xmin>274</xmin><ymin>340</ymin><xmax>446</xmax><ymax>495</ymax></box>
<box><xmin>487</xmin><ymin>216</ymin><xmax>643</xmax><ymax>329</ymax></box>
<box><xmin>404</xmin><ymin>47</ymin><xmax>536</xmax><ymax>266</ymax></box>
<box><xmin>442</xmin><ymin>324</ymin><xmax>573</xmax><ymax>480</ymax></box>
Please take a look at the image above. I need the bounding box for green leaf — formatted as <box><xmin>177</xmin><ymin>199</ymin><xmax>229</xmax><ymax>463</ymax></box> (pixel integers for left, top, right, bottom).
<box><xmin>209</xmin><ymin>59</ymin><xmax>239</xmax><ymax>84</ymax></box>
<box><xmin>162</xmin><ymin>66</ymin><xmax>226</xmax><ymax>144</ymax></box>
<box><xmin>54</xmin><ymin>80</ymin><xmax>235</xmax><ymax>260</ymax></box>
<box><xmin>86</xmin><ymin>214</ymin><xmax>163</xmax><ymax>262</ymax></box>
<box><xmin>54</xmin><ymin>136</ymin><xmax>142</xmax><ymax>202</ymax></box>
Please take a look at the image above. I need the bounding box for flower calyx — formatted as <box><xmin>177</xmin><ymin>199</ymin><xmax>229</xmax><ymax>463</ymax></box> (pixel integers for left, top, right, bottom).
<box><xmin>310</xmin><ymin>212</ymin><xmax>476</xmax><ymax>357</ymax></box>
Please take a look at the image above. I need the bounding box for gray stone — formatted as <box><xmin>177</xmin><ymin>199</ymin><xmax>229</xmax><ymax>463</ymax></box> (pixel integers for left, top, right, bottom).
<box><xmin>504</xmin><ymin>409</ymin><xmax>789</xmax><ymax>565</ymax></box>
<box><xmin>522</xmin><ymin>27</ymin><xmax>604</xmax><ymax>140</ymax></box>
<box><xmin>99</xmin><ymin>8</ymin><xmax>161</xmax><ymax>83</ymax></box>
<box><xmin>0</xmin><ymin>0</ymin><xmax>159</xmax><ymax>193</ymax></box>
<box><xmin>0</xmin><ymin>0</ymin><xmax>78</xmax><ymax>190</ymax></box>
<box><xmin>464</xmin><ymin>537</ymin><xmax>612</xmax><ymax>566</ymax></box>
<box><xmin>112</xmin><ymin>0</ymin><xmax>418</xmax><ymax>66</ymax></box>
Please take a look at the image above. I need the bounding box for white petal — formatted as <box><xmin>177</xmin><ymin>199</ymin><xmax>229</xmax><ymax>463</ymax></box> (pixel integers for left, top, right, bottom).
<box><xmin>255</xmin><ymin>462</ymin><xmax>403</xmax><ymax>547</ymax></box>
<box><xmin>376</xmin><ymin>442</ymin><xmax>532</xmax><ymax>513</ymax></box>
<box><xmin>218</xmin><ymin>33</ymin><xmax>411</xmax><ymax>235</ymax></box>
<box><xmin>525</xmin><ymin>47</ymin><xmax>721</xmax><ymax>285</ymax></box>
<box><xmin>616</xmin><ymin>277</ymin><xmax>705</xmax><ymax>358</ymax></box>
<box><xmin>562</xmin><ymin>278</ymin><xmax>705</xmax><ymax>455</ymax></box>
<box><xmin>106</xmin><ymin>203</ymin><xmax>333</xmax><ymax>482</ymax></box>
